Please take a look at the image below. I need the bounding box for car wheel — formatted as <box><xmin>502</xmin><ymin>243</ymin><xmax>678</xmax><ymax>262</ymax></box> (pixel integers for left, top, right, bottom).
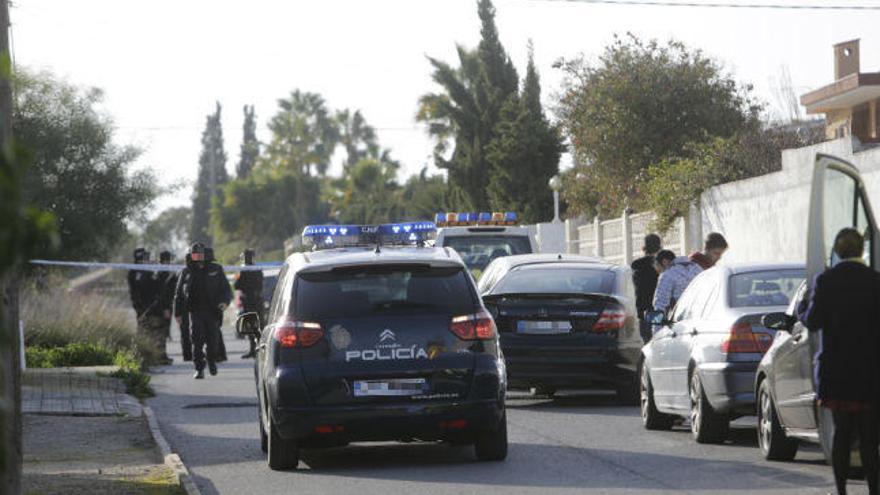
<box><xmin>259</xmin><ymin>409</ymin><xmax>268</xmax><ymax>454</ymax></box>
<box><xmin>757</xmin><ymin>380</ymin><xmax>798</xmax><ymax>461</ymax></box>
<box><xmin>689</xmin><ymin>372</ymin><xmax>729</xmax><ymax>444</ymax></box>
<box><xmin>640</xmin><ymin>363</ymin><xmax>674</xmax><ymax>430</ymax></box>
<box><xmin>475</xmin><ymin>411</ymin><xmax>508</xmax><ymax>461</ymax></box>
<box><xmin>267</xmin><ymin>415</ymin><xmax>299</xmax><ymax>470</ymax></box>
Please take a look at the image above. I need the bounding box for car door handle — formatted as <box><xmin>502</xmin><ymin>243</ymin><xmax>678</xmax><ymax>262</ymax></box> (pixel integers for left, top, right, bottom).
<box><xmin>670</xmin><ymin>331</ymin><xmax>677</xmax><ymax>338</ymax></box>
<box><xmin>690</xmin><ymin>329</ymin><xmax>699</xmax><ymax>336</ymax></box>
<box><xmin>792</xmin><ymin>333</ymin><xmax>803</xmax><ymax>343</ymax></box>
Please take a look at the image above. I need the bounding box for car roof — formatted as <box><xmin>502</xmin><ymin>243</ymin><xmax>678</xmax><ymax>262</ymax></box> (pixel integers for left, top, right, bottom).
<box><xmin>715</xmin><ymin>262</ymin><xmax>805</xmax><ymax>275</ymax></box>
<box><xmin>490</xmin><ymin>253</ymin><xmax>612</xmax><ymax>271</ymax></box>
<box><xmin>285</xmin><ymin>246</ymin><xmax>465</xmax><ymax>272</ymax></box>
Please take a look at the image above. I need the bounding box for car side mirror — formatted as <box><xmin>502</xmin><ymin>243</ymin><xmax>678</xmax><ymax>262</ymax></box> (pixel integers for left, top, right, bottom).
<box><xmin>236</xmin><ymin>312</ymin><xmax>261</xmax><ymax>337</ymax></box>
<box><xmin>644</xmin><ymin>310</ymin><xmax>669</xmax><ymax>326</ymax></box>
<box><xmin>761</xmin><ymin>312</ymin><xmax>793</xmax><ymax>332</ymax></box>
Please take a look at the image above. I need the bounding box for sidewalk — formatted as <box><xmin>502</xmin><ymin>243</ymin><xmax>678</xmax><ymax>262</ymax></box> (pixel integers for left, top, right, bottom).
<box><xmin>21</xmin><ymin>367</ymin><xmax>186</xmax><ymax>495</ymax></box>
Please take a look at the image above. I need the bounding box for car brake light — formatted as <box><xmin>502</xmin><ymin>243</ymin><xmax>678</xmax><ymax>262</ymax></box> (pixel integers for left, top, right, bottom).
<box><xmin>274</xmin><ymin>320</ymin><xmax>324</xmax><ymax>349</ymax></box>
<box><xmin>592</xmin><ymin>307</ymin><xmax>626</xmax><ymax>332</ymax></box>
<box><xmin>450</xmin><ymin>311</ymin><xmax>496</xmax><ymax>340</ymax></box>
<box><xmin>721</xmin><ymin>323</ymin><xmax>772</xmax><ymax>353</ymax></box>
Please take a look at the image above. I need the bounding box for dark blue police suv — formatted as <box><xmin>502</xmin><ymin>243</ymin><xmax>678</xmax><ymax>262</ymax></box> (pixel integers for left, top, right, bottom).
<box><xmin>236</xmin><ymin>222</ymin><xmax>508</xmax><ymax>470</ymax></box>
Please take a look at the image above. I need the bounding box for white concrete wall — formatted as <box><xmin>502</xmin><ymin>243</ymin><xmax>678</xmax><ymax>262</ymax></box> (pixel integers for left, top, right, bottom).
<box><xmin>698</xmin><ymin>137</ymin><xmax>880</xmax><ymax>264</ymax></box>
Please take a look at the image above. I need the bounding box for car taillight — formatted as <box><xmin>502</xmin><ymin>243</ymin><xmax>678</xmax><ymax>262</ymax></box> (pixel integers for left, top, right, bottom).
<box><xmin>274</xmin><ymin>320</ymin><xmax>324</xmax><ymax>349</ymax></box>
<box><xmin>450</xmin><ymin>311</ymin><xmax>496</xmax><ymax>340</ymax></box>
<box><xmin>592</xmin><ymin>307</ymin><xmax>626</xmax><ymax>333</ymax></box>
<box><xmin>721</xmin><ymin>323</ymin><xmax>772</xmax><ymax>353</ymax></box>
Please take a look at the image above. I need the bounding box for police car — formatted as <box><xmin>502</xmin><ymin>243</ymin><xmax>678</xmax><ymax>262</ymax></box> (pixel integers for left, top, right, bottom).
<box><xmin>236</xmin><ymin>221</ymin><xmax>508</xmax><ymax>470</ymax></box>
<box><xmin>434</xmin><ymin>212</ymin><xmax>537</xmax><ymax>277</ymax></box>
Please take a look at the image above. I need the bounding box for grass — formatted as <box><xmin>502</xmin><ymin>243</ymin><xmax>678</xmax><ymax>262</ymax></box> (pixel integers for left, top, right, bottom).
<box><xmin>22</xmin><ymin>275</ymin><xmax>156</xmax><ymax>398</ymax></box>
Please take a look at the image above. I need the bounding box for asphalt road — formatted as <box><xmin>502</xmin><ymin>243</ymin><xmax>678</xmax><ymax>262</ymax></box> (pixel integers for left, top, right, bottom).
<box><xmin>148</xmin><ymin>329</ymin><xmax>858</xmax><ymax>495</ymax></box>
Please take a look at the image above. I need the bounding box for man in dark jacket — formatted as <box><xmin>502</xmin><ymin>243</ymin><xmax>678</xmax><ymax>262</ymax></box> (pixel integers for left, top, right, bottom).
<box><xmin>175</xmin><ymin>242</ymin><xmax>232</xmax><ymax>379</ymax></box>
<box><xmin>128</xmin><ymin>248</ymin><xmax>172</xmax><ymax>364</ymax></box>
<box><xmin>172</xmin><ymin>253</ymin><xmax>193</xmax><ymax>361</ymax></box>
<box><xmin>234</xmin><ymin>249</ymin><xmax>263</xmax><ymax>359</ymax></box>
<box><xmin>631</xmin><ymin>234</ymin><xmax>661</xmax><ymax>343</ymax></box>
<box><xmin>800</xmin><ymin>228</ymin><xmax>880</xmax><ymax>495</ymax></box>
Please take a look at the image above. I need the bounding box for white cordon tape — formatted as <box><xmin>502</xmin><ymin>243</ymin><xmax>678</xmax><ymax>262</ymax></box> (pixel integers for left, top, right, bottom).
<box><xmin>29</xmin><ymin>259</ymin><xmax>281</xmax><ymax>273</ymax></box>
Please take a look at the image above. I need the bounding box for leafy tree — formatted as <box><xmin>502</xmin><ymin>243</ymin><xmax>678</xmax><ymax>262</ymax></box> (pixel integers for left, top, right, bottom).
<box><xmin>15</xmin><ymin>69</ymin><xmax>157</xmax><ymax>260</ymax></box>
<box><xmin>557</xmin><ymin>34</ymin><xmax>760</xmax><ymax>217</ymax></box>
<box><xmin>236</xmin><ymin>105</ymin><xmax>258</xmax><ymax>179</ymax></box>
<box><xmin>644</xmin><ymin>123</ymin><xmax>824</xmax><ymax>229</ymax></box>
<box><xmin>337</xmin><ymin>109</ymin><xmax>379</xmax><ymax>169</ymax></box>
<box><xmin>264</xmin><ymin>90</ymin><xmax>338</xmax><ymax>176</ymax></box>
<box><xmin>329</xmin><ymin>158</ymin><xmax>401</xmax><ymax>225</ymax></box>
<box><xmin>214</xmin><ymin>169</ymin><xmax>326</xmax><ymax>252</ymax></box>
<box><xmin>417</xmin><ymin>0</ymin><xmax>519</xmax><ymax>210</ymax></box>
<box><xmin>191</xmin><ymin>102</ymin><xmax>228</xmax><ymax>245</ymax></box>
<box><xmin>486</xmin><ymin>45</ymin><xmax>565</xmax><ymax>223</ymax></box>
<box><xmin>399</xmin><ymin>168</ymin><xmax>449</xmax><ymax>221</ymax></box>
<box><xmin>141</xmin><ymin>206</ymin><xmax>192</xmax><ymax>257</ymax></box>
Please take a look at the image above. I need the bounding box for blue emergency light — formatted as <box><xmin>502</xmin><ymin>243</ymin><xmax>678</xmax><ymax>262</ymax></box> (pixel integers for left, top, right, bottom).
<box><xmin>435</xmin><ymin>211</ymin><xmax>518</xmax><ymax>227</ymax></box>
<box><xmin>302</xmin><ymin>222</ymin><xmax>437</xmax><ymax>250</ymax></box>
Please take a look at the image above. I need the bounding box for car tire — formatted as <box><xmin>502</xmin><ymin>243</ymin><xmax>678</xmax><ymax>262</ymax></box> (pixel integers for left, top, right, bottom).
<box><xmin>259</xmin><ymin>411</ymin><xmax>268</xmax><ymax>454</ymax></box>
<box><xmin>640</xmin><ymin>363</ymin><xmax>674</xmax><ymax>430</ymax></box>
<box><xmin>689</xmin><ymin>371</ymin><xmax>729</xmax><ymax>444</ymax></box>
<box><xmin>475</xmin><ymin>411</ymin><xmax>508</xmax><ymax>461</ymax></box>
<box><xmin>267</xmin><ymin>415</ymin><xmax>299</xmax><ymax>471</ymax></box>
<box><xmin>757</xmin><ymin>380</ymin><xmax>798</xmax><ymax>461</ymax></box>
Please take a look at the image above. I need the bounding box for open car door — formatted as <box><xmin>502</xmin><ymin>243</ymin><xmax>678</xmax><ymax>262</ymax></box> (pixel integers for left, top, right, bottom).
<box><xmin>806</xmin><ymin>153</ymin><xmax>880</xmax><ymax>468</ymax></box>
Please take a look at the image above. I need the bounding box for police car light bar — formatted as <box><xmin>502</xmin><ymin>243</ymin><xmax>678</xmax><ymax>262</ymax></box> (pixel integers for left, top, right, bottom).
<box><xmin>302</xmin><ymin>222</ymin><xmax>437</xmax><ymax>249</ymax></box>
<box><xmin>434</xmin><ymin>211</ymin><xmax>518</xmax><ymax>227</ymax></box>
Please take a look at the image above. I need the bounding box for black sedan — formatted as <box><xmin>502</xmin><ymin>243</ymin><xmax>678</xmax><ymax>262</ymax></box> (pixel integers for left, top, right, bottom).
<box><xmin>478</xmin><ymin>254</ymin><xmax>642</xmax><ymax>403</ymax></box>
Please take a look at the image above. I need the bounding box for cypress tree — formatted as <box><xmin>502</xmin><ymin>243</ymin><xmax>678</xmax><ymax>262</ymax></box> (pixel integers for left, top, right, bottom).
<box><xmin>191</xmin><ymin>102</ymin><xmax>228</xmax><ymax>244</ymax></box>
<box><xmin>236</xmin><ymin>104</ymin><xmax>258</xmax><ymax>179</ymax></box>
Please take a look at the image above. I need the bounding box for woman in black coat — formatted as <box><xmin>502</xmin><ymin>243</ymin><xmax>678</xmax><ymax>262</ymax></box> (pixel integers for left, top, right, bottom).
<box><xmin>800</xmin><ymin>228</ymin><xmax>880</xmax><ymax>495</ymax></box>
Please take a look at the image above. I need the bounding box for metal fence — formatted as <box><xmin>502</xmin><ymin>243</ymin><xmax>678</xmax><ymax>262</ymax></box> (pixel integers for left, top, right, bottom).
<box><xmin>574</xmin><ymin>211</ymin><xmax>689</xmax><ymax>266</ymax></box>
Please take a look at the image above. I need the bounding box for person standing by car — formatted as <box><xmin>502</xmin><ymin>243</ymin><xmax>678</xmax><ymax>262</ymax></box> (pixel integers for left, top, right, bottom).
<box><xmin>799</xmin><ymin>228</ymin><xmax>880</xmax><ymax>495</ymax></box>
<box><xmin>175</xmin><ymin>243</ymin><xmax>232</xmax><ymax>379</ymax></box>
<box><xmin>234</xmin><ymin>248</ymin><xmax>263</xmax><ymax>359</ymax></box>
<box><xmin>653</xmin><ymin>232</ymin><xmax>728</xmax><ymax>315</ymax></box>
<box><xmin>654</xmin><ymin>249</ymin><xmax>676</xmax><ymax>274</ymax></box>
<box><xmin>632</xmin><ymin>234</ymin><xmax>662</xmax><ymax>343</ymax></box>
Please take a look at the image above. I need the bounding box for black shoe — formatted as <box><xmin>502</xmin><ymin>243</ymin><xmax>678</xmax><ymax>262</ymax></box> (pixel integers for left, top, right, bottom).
<box><xmin>241</xmin><ymin>351</ymin><xmax>256</xmax><ymax>359</ymax></box>
<box><xmin>193</xmin><ymin>370</ymin><xmax>205</xmax><ymax>379</ymax></box>
<box><xmin>208</xmin><ymin>362</ymin><xmax>218</xmax><ymax>376</ymax></box>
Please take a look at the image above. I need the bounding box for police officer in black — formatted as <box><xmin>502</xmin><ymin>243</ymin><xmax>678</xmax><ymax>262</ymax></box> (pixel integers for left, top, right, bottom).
<box><xmin>128</xmin><ymin>248</ymin><xmax>173</xmax><ymax>364</ymax></box>
<box><xmin>234</xmin><ymin>249</ymin><xmax>263</xmax><ymax>359</ymax></box>
<box><xmin>172</xmin><ymin>254</ymin><xmax>194</xmax><ymax>362</ymax></box>
<box><xmin>174</xmin><ymin>242</ymin><xmax>232</xmax><ymax>379</ymax></box>
<box><xmin>157</xmin><ymin>251</ymin><xmax>182</xmax><ymax>363</ymax></box>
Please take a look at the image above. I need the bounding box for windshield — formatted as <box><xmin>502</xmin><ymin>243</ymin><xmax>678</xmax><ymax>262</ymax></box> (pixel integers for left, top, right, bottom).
<box><xmin>493</xmin><ymin>267</ymin><xmax>616</xmax><ymax>295</ymax></box>
<box><xmin>728</xmin><ymin>269</ymin><xmax>805</xmax><ymax>308</ymax></box>
<box><xmin>295</xmin><ymin>265</ymin><xmax>476</xmax><ymax>319</ymax></box>
<box><xmin>442</xmin><ymin>235</ymin><xmax>532</xmax><ymax>272</ymax></box>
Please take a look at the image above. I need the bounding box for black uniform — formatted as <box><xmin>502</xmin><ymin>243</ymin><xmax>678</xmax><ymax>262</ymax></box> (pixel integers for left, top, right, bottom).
<box><xmin>127</xmin><ymin>269</ymin><xmax>167</xmax><ymax>356</ymax></box>
<box><xmin>166</xmin><ymin>270</ymin><xmax>193</xmax><ymax>361</ymax></box>
<box><xmin>234</xmin><ymin>269</ymin><xmax>264</xmax><ymax>356</ymax></box>
<box><xmin>174</xmin><ymin>259</ymin><xmax>232</xmax><ymax>372</ymax></box>
<box><xmin>631</xmin><ymin>254</ymin><xmax>658</xmax><ymax>343</ymax></box>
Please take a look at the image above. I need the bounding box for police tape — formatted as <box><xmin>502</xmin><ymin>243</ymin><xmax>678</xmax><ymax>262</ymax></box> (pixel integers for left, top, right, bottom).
<box><xmin>29</xmin><ymin>259</ymin><xmax>282</xmax><ymax>273</ymax></box>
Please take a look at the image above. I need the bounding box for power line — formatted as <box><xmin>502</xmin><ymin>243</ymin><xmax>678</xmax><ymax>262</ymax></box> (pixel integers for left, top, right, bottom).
<box><xmin>534</xmin><ymin>0</ymin><xmax>880</xmax><ymax>10</ymax></box>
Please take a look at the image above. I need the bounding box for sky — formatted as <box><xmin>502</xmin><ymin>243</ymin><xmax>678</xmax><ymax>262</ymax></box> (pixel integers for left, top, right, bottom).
<box><xmin>12</xmin><ymin>0</ymin><xmax>880</xmax><ymax>215</ymax></box>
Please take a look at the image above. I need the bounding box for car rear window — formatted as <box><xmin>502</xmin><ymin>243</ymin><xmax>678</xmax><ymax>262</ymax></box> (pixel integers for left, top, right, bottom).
<box><xmin>294</xmin><ymin>265</ymin><xmax>477</xmax><ymax>319</ymax></box>
<box><xmin>442</xmin><ymin>235</ymin><xmax>532</xmax><ymax>271</ymax></box>
<box><xmin>492</xmin><ymin>267</ymin><xmax>616</xmax><ymax>295</ymax></box>
<box><xmin>728</xmin><ymin>269</ymin><xmax>805</xmax><ymax>308</ymax></box>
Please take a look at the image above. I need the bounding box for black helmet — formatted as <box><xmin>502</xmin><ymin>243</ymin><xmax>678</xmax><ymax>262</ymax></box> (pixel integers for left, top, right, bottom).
<box><xmin>159</xmin><ymin>251</ymin><xmax>173</xmax><ymax>263</ymax></box>
<box><xmin>241</xmin><ymin>248</ymin><xmax>255</xmax><ymax>265</ymax></box>
<box><xmin>133</xmin><ymin>247</ymin><xmax>146</xmax><ymax>263</ymax></box>
<box><xmin>205</xmin><ymin>246</ymin><xmax>215</xmax><ymax>263</ymax></box>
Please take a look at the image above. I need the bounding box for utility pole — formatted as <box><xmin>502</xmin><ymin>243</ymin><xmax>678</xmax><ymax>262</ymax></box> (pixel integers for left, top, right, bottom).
<box><xmin>0</xmin><ymin>0</ymin><xmax>22</xmax><ymax>491</ymax></box>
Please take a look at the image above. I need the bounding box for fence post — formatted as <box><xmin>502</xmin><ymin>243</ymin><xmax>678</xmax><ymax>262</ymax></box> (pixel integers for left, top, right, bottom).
<box><xmin>679</xmin><ymin>215</ymin><xmax>689</xmax><ymax>256</ymax></box>
<box><xmin>593</xmin><ymin>216</ymin><xmax>603</xmax><ymax>259</ymax></box>
<box><xmin>564</xmin><ymin>217</ymin><xmax>582</xmax><ymax>254</ymax></box>
<box><xmin>622</xmin><ymin>209</ymin><xmax>633</xmax><ymax>266</ymax></box>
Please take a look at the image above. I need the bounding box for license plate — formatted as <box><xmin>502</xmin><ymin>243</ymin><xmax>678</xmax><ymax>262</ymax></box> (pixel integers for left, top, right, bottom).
<box><xmin>517</xmin><ymin>320</ymin><xmax>572</xmax><ymax>334</ymax></box>
<box><xmin>353</xmin><ymin>378</ymin><xmax>427</xmax><ymax>397</ymax></box>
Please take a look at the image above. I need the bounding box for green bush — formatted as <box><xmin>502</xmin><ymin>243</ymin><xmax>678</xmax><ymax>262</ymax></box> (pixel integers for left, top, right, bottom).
<box><xmin>22</xmin><ymin>276</ymin><xmax>160</xmax><ymax>365</ymax></box>
<box><xmin>110</xmin><ymin>367</ymin><xmax>154</xmax><ymax>399</ymax></box>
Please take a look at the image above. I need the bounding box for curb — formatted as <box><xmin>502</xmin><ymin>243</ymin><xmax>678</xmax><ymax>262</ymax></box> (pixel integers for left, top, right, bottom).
<box><xmin>144</xmin><ymin>406</ymin><xmax>202</xmax><ymax>495</ymax></box>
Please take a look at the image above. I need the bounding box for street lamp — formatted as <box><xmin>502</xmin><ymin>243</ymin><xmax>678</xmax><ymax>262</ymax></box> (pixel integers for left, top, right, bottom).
<box><xmin>548</xmin><ymin>174</ymin><xmax>562</xmax><ymax>223</ymax></box>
